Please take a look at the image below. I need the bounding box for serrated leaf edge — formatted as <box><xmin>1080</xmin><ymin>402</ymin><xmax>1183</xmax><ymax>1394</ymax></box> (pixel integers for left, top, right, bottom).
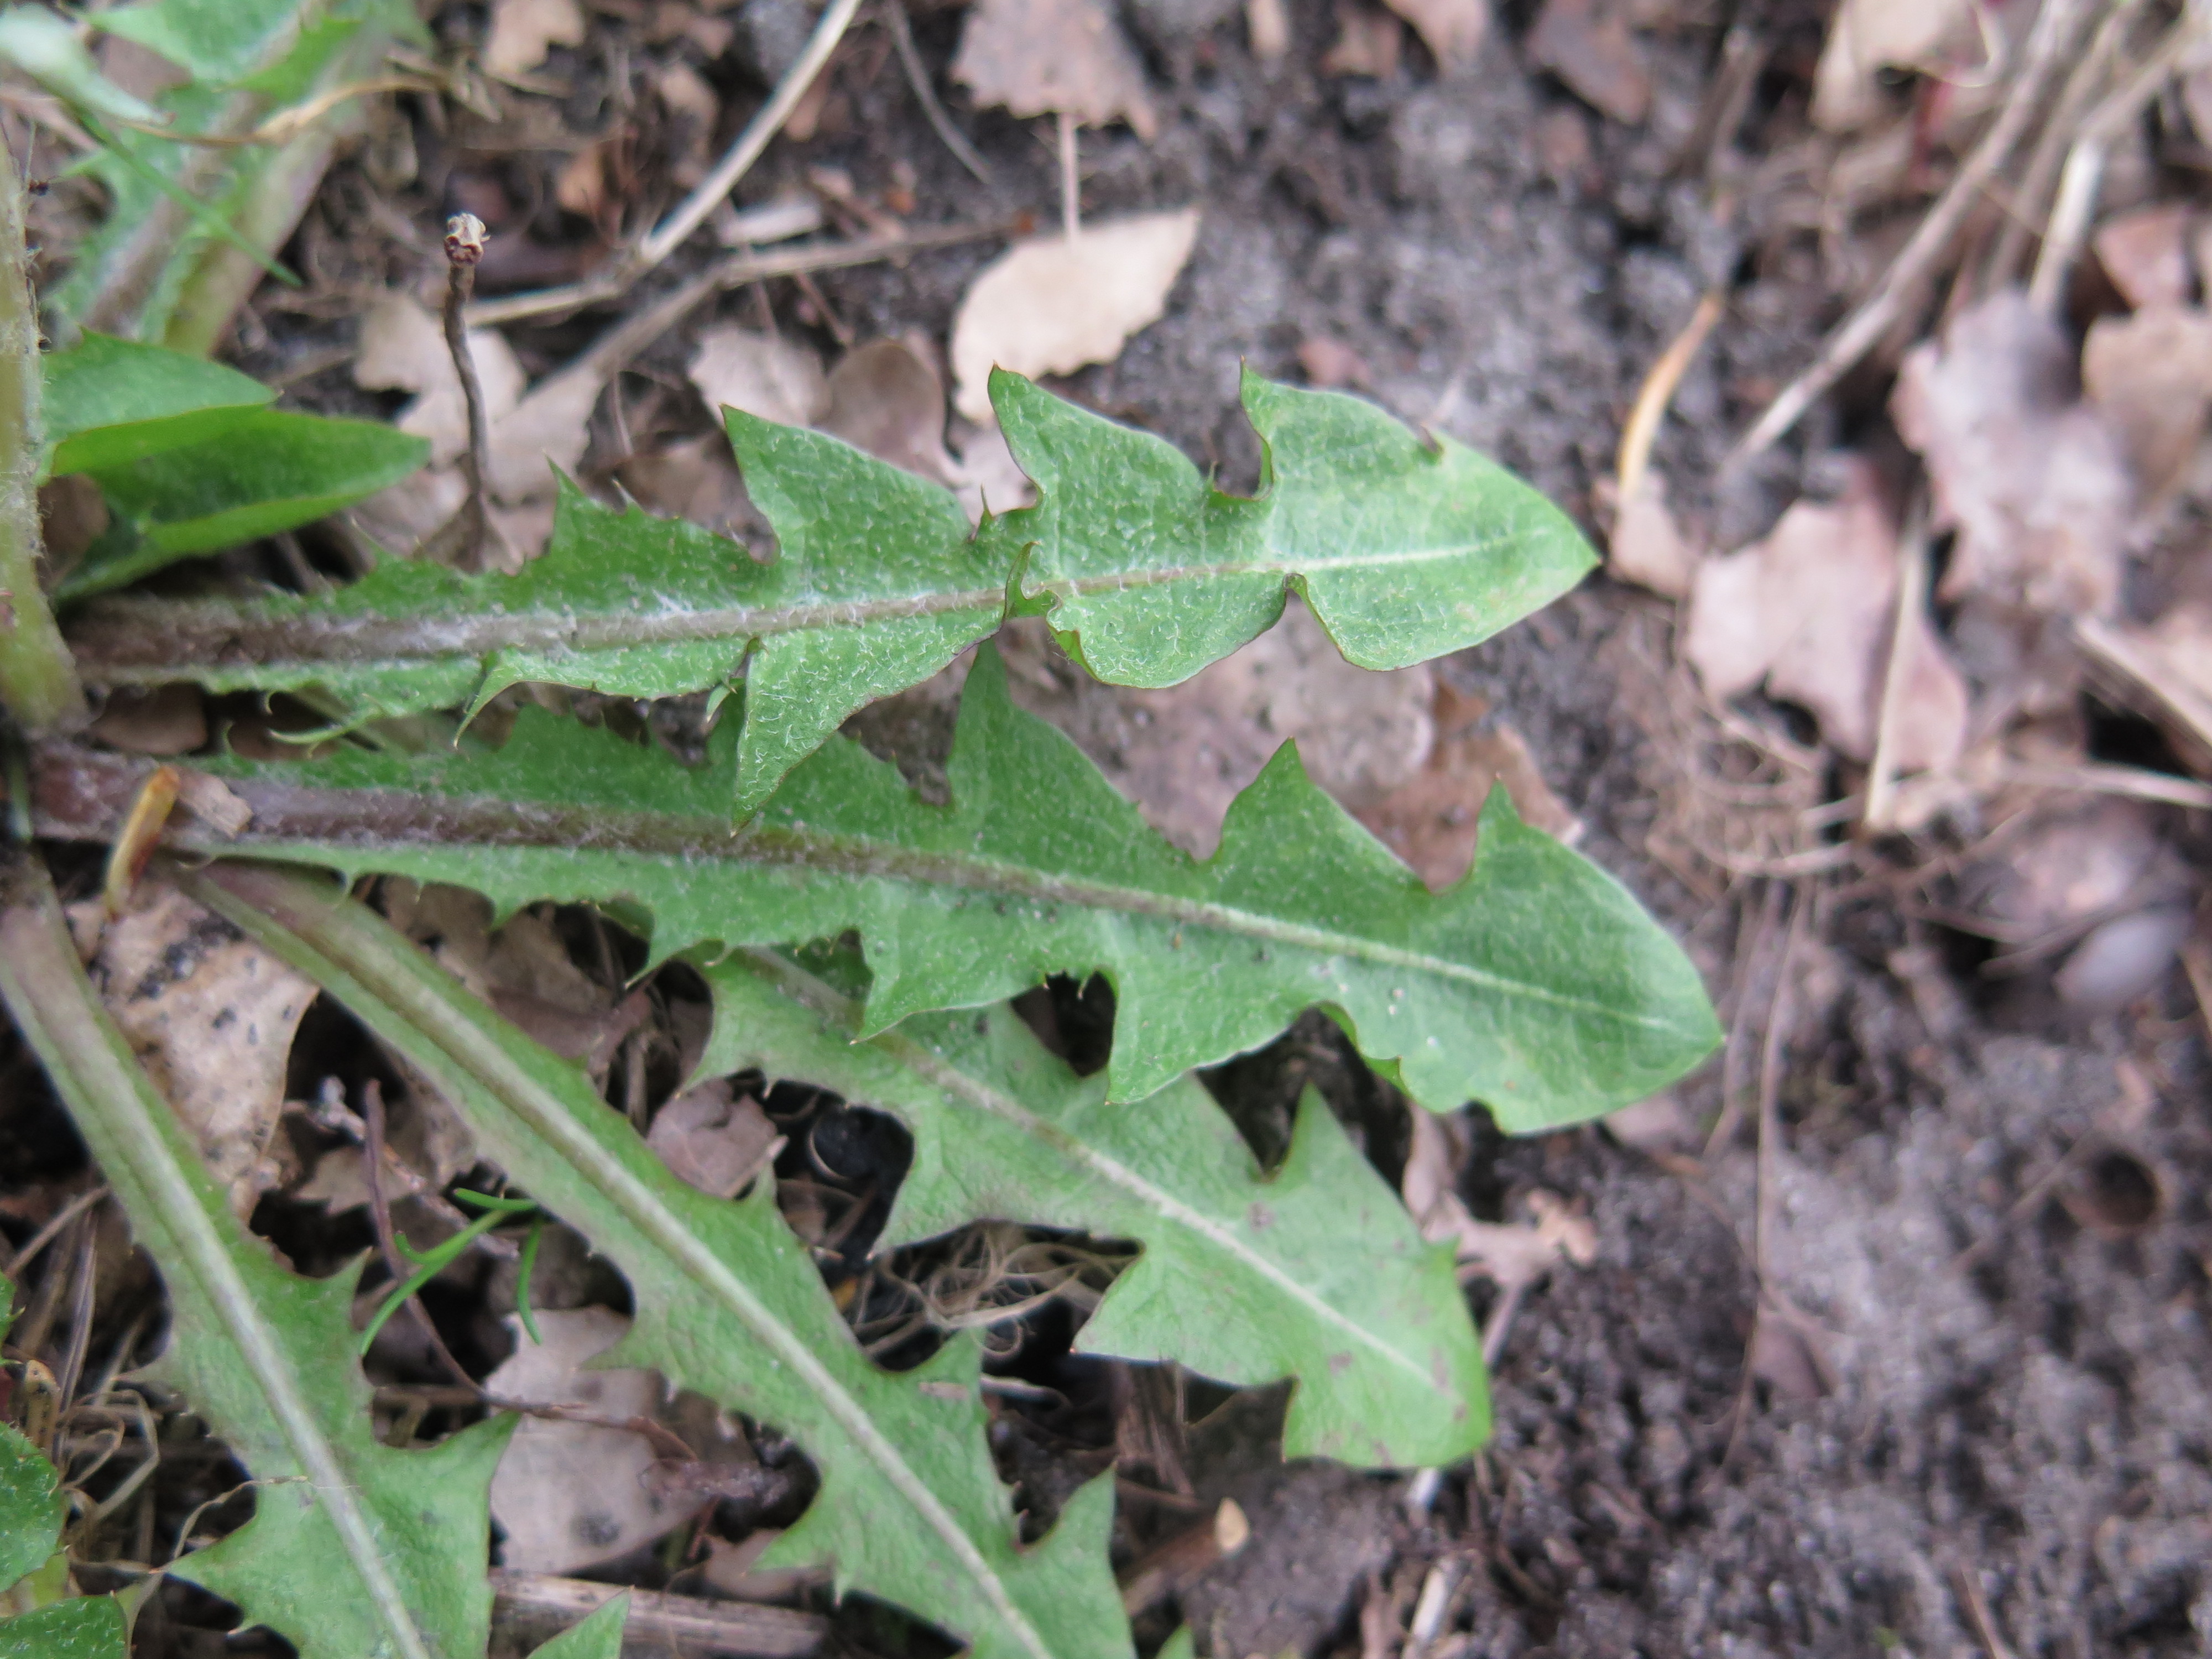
<box><xmin>0</xmin><ymin>859</ymin><xmax>441</xmax><ymax>1659</ymax></box>
<box><xmin>728</xmin><ymin>947</ymin><xmax>1446</xmax><ymax>1402</ymax></box>
<box><xmin>181</xmin><ymin>862</ymin><xmax>1066</xmax><ymax>1659</ymax></box>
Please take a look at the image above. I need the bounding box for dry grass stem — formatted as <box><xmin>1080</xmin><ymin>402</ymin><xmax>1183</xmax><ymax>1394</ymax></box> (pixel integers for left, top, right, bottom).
<box><xmin>1732</xmin><ymin>0</ymin><xmax>2094</xmax><ymax>461</ymax></box>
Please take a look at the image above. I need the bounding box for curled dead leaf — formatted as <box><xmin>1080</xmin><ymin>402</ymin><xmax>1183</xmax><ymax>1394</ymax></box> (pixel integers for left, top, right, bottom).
<box><xmin>645</xmin><ymin>1080</ymin><xmax>779</xmax><ymax>1199</ymax></box>
<box><xmin>1320</xmin><ymin>0</ymin><xmax>1402</xmax><ymax>77</ymax></box>
<box><xmin>1605</xmin><ymin>472</ymin><xmax>1697</xmax><ymax>600</ymax></box>
<box><xmin>1384</xmin><ymin>0</ymin><xmax>1486</xmax><ymax>69</ymax></box>
<box><xmin>819</xmin><ymin>337</ymin><xmax>959</xmax><ymax>483</ymax></box>
<box><xmin>2092</xmin><ymin>205</ymin><xmax>2197</xmax><ymax>312</ymax></box>
<box><xmin>1402</xmin><ymin>1108</ymin><xmax>1595</xmax><ymax>1293</ymax></box>
<box><xmin>89</xmin><ymin>684</ymin><xmax>206</xmax><ymax>757</ymax></box>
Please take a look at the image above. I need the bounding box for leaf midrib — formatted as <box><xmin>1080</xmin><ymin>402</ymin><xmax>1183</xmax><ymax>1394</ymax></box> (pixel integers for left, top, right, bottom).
<box><xmin>0</xmin><ymin>883</ymin><xmax>437</xmax><ymax>1659</ymax></box>
<box><xmin>745</xmin><ymin>950</ymin><xmax>1444</xmax><ymax>1394</ymax></box>
<box><xmin>204</xmin><ymin>873</ymin><xmax>1059</xmax><ymax>1659</ymax></box>
<box><xmin>32</xmin><ymin>747</ymin><xmax>1692</xmax><ymax>1041</ymax></box>
<box><xmin>68</xmin><ymin>539</ymin><xmax>1528</xmax><ymax>679</ymax></box>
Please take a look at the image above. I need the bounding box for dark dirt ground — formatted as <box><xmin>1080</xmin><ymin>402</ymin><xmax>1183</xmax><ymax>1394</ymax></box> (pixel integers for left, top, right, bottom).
<box><xmin>7</xmin><ymin>1</ymin><xmax>2212</xmax><ymax>1657</ymax></box>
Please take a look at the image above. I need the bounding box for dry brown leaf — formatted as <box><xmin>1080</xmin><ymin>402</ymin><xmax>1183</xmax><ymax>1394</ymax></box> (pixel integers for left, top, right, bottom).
<box><xmin>952</xmin><ymin>0</ymin><xmax>1159</xmax><ymax>137</ymax></box>
<box><xmin>617</xmin><ymin>436</ymin><xmax>753</xmax><ymax>533</ymax></box>
<box><xmin>486</xmin><ymin>1308</ymin><xmax>677</xmax><ymax>1574</ymax></box>
<box><xmin>1685</xmin><ymin>460</ymin><xmax>1967</xmax><ymax>770</ymax></box>
<box><xmin>95</xmin><ymin>884</ymin><xmax>314</xmax><ymax>1216</ymax></box>
<box><xmin>1246</xmin><ymin>0</ymin><xmax>1290</xmax><ymax>61</ymax></box>
<box><xmin>488</xmin><ymin>366</ymin><xmax>607</xmax><ymax>505</ymax></box>
<box><xmin>352</xmin><ymin>465</ymin><xmax>469</xmax><ymax>557</ymax></box>
<box><xmin>948</xmin><ymin>422</ymin><xmax>1038</xmax><ymax>522</ymax></box>
<box><xmin>1969</xmin><ymin>799</ymin><xmax>2173</xmax><ymax>941</ymax></box>
<box><xmin>1000</xmin><ymin>599</ymin><xmax>1433</xmax><ymax>858</ymax></box>
<box><xmin>1809</xmin><ymin>0</ymin><xmax>1976</xmax><ymax>133</ymax></box>
<box><xmin>818</xmin><ymin>338</ymin><xmax>959</xmax><ymax>483</ymax></box>
<box><xmin>701</xmin><ymin>1531</ymin><xmax>821</xmax><ymax>1601</ymax></box>
<box><xmin>554</xmin><ymin>144</ymin><xmax>608</xmax><ymax>223</ymax></box>
<box><xmin>655</xmin><ymin>60</ymin><xmax>719</xmax><ymax>134</ymax></box>
<box><xmin>484</xmin><ymin>0</ymin><xmax>587</xmax><ymax>78</ymax></box>
<box><xmin>686</xmin><ymin>325</ymin><xmax>830</xmax><ymax>429</ymax></box>
<box><xmin>1401</xmin><ymin>1109</ymin><xmax>1594</xmax><ymax>1292</ymax></box>
<box><xmin>2081</xmin><ymin>306</ymin><xmax>2212</xmax><ymax>500</ymax></box>
<box><xmin>948</xmin><ymin>209</ymin><xmax>1200</xmax><ymax>424</ymax></box>
<box><xmin>1605</xmin><ymin>472</ymin><xmax>1697</xmax><ymax>599</ymax></box>
<box><xmin>1893</xmin><ymin>290</ymin><xmax>2134</xmax><ymax>619</ymax></box>
<box><xmin>1383</xmin><ymin>0</ymin><xmax>1486</xmax><ymax>69</ymax></box>
<box><xmin>2092</xmin><ymin>205</ymin><xmax>2197</xmax><ymax>312</ymax></box>
<box><xmin>1354</xmin><ymin>684</ymin><xmax>1580</xmax><ymax>891</ymax></box>
<box><xmin>175</xmin><ymin>772</ymin><xmax>252</xmax><ymax>837</ymax></box>
<box><xmin>89</xmin><ymin>684</ymin><xmax>206</xmax><ymax>756</ymax></box>
<box><xmin>1319</xmin><ymin>0</ymin><xmax>1402</xmax><ymax>77</ymax></box>
<box><xmin>645</xmin><ymin>1080</ymin><xmax>778</xmax><ymax>1199</ymax></box>
<box><xmin>405</xmin><ymin>893</ymin><xmax>634</xmax><ymax>1066</ymax></box>
<box><xmin>1601</xmin><ymin>1091</ymin><xmax>1698</xmax><ymax>1155</ymax></box>
<box><xmin>1749</xmin><ymin>1312</ymin><xmax>1833</xmax><ymax>1403</ymax></box>
<box><xmin>1526</xmin><ymin>0</ymin><xmax>1650</xmax><ymax>126</ymax></box>
<box><xmin>1296</xmin><ymin>335</ymin><xmax>1373</xmax><ymax>391</ymax></box>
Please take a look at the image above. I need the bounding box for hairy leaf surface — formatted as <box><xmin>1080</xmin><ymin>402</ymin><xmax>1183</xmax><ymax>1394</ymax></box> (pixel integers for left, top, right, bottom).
<box><xmin>0</xmin><ymin>860</ymin><xmax>511</xmax><ymax>1659</ymax></box>
<box><xmin>66</xmin><ymin>372</ymin><xmax>1594</xmax><ymax>812</ymax></box>
<box><xmin>987</xmin><ymin>367</ymin><xmax>1593</xmax><ymax>681</ymax></box>
<box><xmin>46</xmin><ymin>0</ymin><xmax>421</xmax><ymax>344</ymax></box>
<box><xmin>42</xmin><ymin>332</ymin><xmax>273</xmax><ymax>476</ymax></box>
<box><xmin>700</xmin><ymin>947</ymin><xmax>1486</xmax><ymax>1464</ymax></box>
<box><xmin>32</xmin><ymin>649</ymin><xmax>1719</xmax><ymax>1121</ymax></box>
<box><xmin>65</xmin><ymin>410</ymin><xmax>427</xmax><ymax>596</ymax></box>
<box><xmin>0</xmin><ymin>1594</ymin><xmax>129</xmax><ymax>1657</ymax></box>
<box><xmin>0</xmin><ymin>1408</ymin><xmax>62</xmax><ymax>1595</ymax></box>
<box><xmin>185</xmin><ymin>861</ymin><xmax>1133</xmax><ymax>1659</ymax></box>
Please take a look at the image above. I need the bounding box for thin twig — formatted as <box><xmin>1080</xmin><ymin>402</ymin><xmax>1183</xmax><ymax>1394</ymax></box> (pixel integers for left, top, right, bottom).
<box><xmin>1952</xmin><ymin>1562</ymin><xmax>2020</xmax><ymax>1659</ymax></box>
<box><xmin>54</xmin><ymin>1219</ymin><xmax>98</xmax><ymax>1410</ymax></box>
<box><xmin>2028</xmin><ymin>14</ymin><xmax>2212</xmax><ymax>315</ymax></box>
<box><xmin>440</xmin><ymin>213</ymin><xmax>489</xmax><ymax>569</ymax></box>
<box><xmin>1705</xmin><ymin>880</ymin><xmax>1786</xmax><ymax>1160</ymax></box>
<box><xmin>468</xmin><ymin>215</ymin><xmax>1012</xmax><ymax>332</ymax></box>
<box><xmin>883</xmin><ymin>0</ymin><xmax>990</xmax><ymax>183</ymax></box>
<box><xmin>471</xmin><ymin>0</ymin><xmax>867</xmax><ymax>326</ymax></box>
<box><xmin>1730</xmin><ymin>0</ymin><xmax>2093</xmax><ymax>463</ymax></box>
<box><xmin>1616</xmin><ymin>289</ymin><xmax>1724</xmax><ymax>507</ymax></box>
<box><xmin>1719</xmin><ymin>888</ymin><xmax>1809</xmax><ymax>1472</ymax></box>
<box><xmin>1</xmin><ymin>1184</ymin><xmax>107</xmax><ymax>1279</ymax></box>
<box><xmin>1979</xmin><ymin>0</ymin><xmax>2148</xmax><ymax>294</ymax></box>
<box><xmin>461</xmin><ymin>221</ymin><xmax>1016</xmax><ymax>458</ymax></box>
<box><xmin>1861</xmin><ymin>498</ymin><xmax>1930</xmax><ymax>832</ymax></box>
<box><xmin>1991</xmin><ymin>759</ymin><xmax>2212</xmax><ymax>811</ymax></box>
<box><xmin>1058</xmin><ymin>112</ymin><xmax>1081</xmax><ymax>241</ymax></box>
